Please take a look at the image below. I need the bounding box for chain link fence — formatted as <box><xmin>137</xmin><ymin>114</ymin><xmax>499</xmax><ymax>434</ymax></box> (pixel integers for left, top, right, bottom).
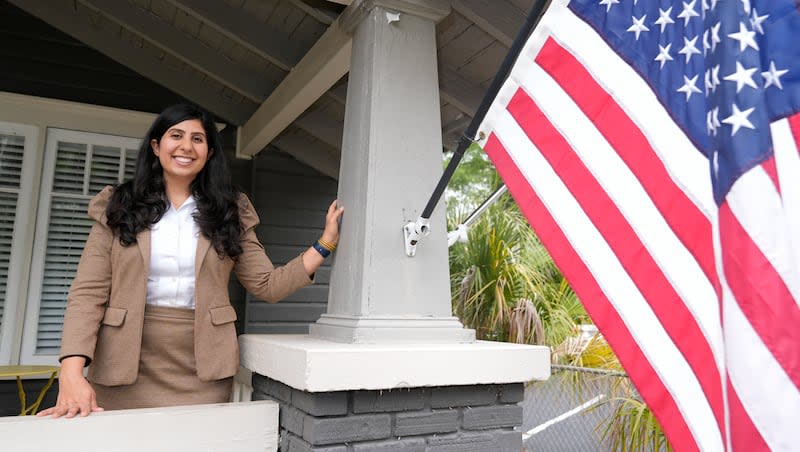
<box><xmin>520</xmin><ymin>364</ymin><xmax>630</xmax><ymax>451</ymax></box>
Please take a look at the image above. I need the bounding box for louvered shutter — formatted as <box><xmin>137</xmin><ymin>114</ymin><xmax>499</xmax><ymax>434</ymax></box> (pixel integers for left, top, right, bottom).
<box><xmin>0</xmin><ymin>133</ymin><xmax>24</xmax><ymax>349</ymax></box>
<box><xmin>21</xmin><ymin>129</ymin><xmax>140</xmax><ymax>362</ymax></box>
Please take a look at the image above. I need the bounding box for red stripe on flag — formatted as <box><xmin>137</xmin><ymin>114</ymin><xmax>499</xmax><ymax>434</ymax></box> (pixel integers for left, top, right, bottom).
<box><xmin>727</xmin><ymin>379</ymin><xmax>770</xmax><ymax>451</ymax></box>
<box><xmin>534</xmin><ymin>37</ymin><xmax>720</xmax><ymax>296</ymax></box>
<box><xmin>483</xmin><ymin>133</ymin><xmax>699</xmax><ymax>451</ymax></box>
<box><xmin>788</xmin><ymin>113</ymin><xmax>800</xmax><ymax>155</ymax></box>
<box><xmin>719</xmin><ymin>200</ymin><xmax>800</xmax><ymax>389</ymax></box>
<box><xmin>760</xmin><ymin>157</ymin><xmax>781</xmax><ymax>195</ymax></box>
<box><xmin>506</xmin><ymin>88</ymin><xmax>726</xmax><ymax>432</ymax></box>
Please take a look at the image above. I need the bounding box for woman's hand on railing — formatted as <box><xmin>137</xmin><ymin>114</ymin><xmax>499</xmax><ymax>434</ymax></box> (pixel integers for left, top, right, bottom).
<box><xmin>37</xmin><ymin>356</ymin><xmax>104</xmax><ymax>418</ymax></box>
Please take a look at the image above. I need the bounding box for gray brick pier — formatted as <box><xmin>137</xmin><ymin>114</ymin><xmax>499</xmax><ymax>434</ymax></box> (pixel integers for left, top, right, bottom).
<box><xmin>252</xmin><ymin>375</ymin><xmax>525</xmax><ymax>452</ymax></box>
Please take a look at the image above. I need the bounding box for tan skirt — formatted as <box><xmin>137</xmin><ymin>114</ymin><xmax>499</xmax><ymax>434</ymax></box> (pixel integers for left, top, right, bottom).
<box><xmin>92</xmin><ymin>305</ymin><xmax>232</xmax><ymax>410</ymax></box>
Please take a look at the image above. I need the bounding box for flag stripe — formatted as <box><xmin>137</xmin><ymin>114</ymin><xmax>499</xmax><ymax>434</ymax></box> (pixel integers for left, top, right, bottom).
<box><xmin>533</xmin><ymin>37</ymin><xmax>720</xmax><ymax>297</ymax></box>
<box><xmin>726</xmin><ymin>380</ymin><xmax>770</xmax><ymax>452</ymax></box>
<box><xmin>719</xmin><ymin>208</ymin><xmax>800</xmax><ymax>388</ymax></box>
<box><xmin>484</xmin><ymin>105</ymin><xmax>723</xmax><ymax>450</ymax></box>
<box><xmin>482</xmin><ymin>132</ymin><xmax>700</xmax><ymax>451</ymax></box>
<box><xmin>771</xmin><ymin>118</ymin><xmax>800</xmax><ymax>269</ymax></box>
<box><xmin>722</xmin><ymin>277</ymin><xmax>800</xmax><ymax>451</ymax></box>
<box><xmin>789</xmin><ymin>114</ymin><xmax>800</xmax><ymax>155</ymax></box>
<box><xmin>505</xmin><ymin>86</ymin><xmax>725</xmax><ymax>432</ymax></box>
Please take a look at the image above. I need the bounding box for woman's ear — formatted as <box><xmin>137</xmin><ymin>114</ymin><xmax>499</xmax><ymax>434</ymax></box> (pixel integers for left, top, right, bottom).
<box><xmin>150</xmin><ymin>138</ymin><xmax>159</xmax><ymax>156</ymax></box>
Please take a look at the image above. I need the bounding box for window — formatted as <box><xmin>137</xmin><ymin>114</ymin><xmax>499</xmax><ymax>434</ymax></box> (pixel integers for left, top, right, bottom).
<box><xmin>20</xmin><ymin>128</ymin><xmax>140</xmax><ymax>364</ymax></box>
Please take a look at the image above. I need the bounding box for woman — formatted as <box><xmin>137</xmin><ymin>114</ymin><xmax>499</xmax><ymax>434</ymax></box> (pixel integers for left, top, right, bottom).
<box><xmin>38</xmin><ymin>103</ymin><xmax>343</xmax><ymax>417</ymax></box>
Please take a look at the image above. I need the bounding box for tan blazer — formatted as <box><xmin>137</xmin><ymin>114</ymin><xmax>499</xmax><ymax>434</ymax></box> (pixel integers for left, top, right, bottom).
<box><xmin>59</xmin><ymin>186</ymin><xmax>312</xmax><ymax>386</ymax></box>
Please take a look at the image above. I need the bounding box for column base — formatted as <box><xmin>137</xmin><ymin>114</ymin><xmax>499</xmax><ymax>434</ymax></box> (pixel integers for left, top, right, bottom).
<box><xmin>308</xmin><ymin>314</ymin><xmax>476</xmax><ymax>344</ymax></box>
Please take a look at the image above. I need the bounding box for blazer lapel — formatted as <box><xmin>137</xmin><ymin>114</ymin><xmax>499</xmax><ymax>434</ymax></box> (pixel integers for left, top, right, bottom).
<box><xmin>137</xmin><ymin>228</ymin><xmax>151</xmax><ymax>276</ymax></box>
<box><xmin>195</xmin><ymin>233</ymin><xmax>211</xmax><ymax>280</ymax></box>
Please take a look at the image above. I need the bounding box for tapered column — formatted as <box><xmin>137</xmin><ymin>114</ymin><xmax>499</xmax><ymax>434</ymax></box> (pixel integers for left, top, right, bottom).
<box><xmin>310</xmin><ymin>0</ymin><xmax>474</xmax><ymax>343</ymax></box>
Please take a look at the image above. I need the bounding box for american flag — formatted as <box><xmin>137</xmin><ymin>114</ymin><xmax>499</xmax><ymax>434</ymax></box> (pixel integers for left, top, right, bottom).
<box><xmin>476</xmin><ymin>0</ymin><xmax>800</xmax><ymax>449</ymax></box>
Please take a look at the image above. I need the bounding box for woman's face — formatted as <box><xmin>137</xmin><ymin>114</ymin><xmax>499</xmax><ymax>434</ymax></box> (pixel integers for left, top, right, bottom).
<box><xmin>151</xmin><ymin>119</ymin><xmax>210</xmax><ymax>187</ymax></box>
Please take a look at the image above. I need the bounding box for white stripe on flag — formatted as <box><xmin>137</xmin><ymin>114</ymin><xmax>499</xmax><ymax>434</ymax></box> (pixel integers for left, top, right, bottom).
<box><xmin>770</xmin><ymin>119</ymin><xmax>800</xmax><ymax>279</ymax></box>
<box><xmin>722</xmin><ymin>279</ymin><xmax>800</xmax><ymax>451</ymax></box>
<box><xmin>485</xmin><ymin>107</ymin><xmax>723</xmax><ymax>451</ymax></box>
<box><xmin>725</xmin><ymin>167</ymin><xmax>800</xmax><ymax>305</ymax></box>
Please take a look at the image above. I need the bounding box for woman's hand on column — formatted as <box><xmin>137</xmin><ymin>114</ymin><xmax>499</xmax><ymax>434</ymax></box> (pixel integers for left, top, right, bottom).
<box><xmin>302</xmin><ymin>200</ymin><xmax>344</xmax><ymax>276</ymax></box>
<box><xmin>37</xmin><ymin>356</ymin><xmax>103</xmax><ymax>418</ymax></box>
<box><xmin>321</xmin><ymin>199</ymin><xmax>344</xmax><ymax>245</ymax></box>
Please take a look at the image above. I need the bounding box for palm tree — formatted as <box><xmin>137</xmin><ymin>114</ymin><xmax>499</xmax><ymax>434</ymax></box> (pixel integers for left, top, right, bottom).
<box><xmin>447</xmin><ymin>194</ymin><xmax>587</xmax><ymax>347</ymax></box>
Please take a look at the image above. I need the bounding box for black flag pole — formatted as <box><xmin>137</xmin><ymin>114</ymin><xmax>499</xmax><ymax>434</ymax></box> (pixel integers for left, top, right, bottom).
<box><xmin>403</xmin><ymin>0</ymin><xmax>550</xmax><ymax>256</ymax></box>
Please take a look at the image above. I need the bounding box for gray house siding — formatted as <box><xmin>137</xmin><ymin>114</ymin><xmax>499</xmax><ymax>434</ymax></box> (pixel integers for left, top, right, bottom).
<box><xmin>244</xmin><ymin>150</ymin><xmax>337</xmax><ymax>334</ymax></box>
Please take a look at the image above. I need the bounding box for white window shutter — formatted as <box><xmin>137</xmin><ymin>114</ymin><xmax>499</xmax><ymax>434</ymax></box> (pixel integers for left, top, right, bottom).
<box><xmin>21</xmin><ymin>129</ymin><xmax>140</xmax><ymax>363</ymax></box>
<box><xmin>0</xmin><ymin>122</ymin><xmax>40</xmax><ymax>365</ymax></box>
<box><xmin>0</xmin><ymin>134</ymin><xmax>24</xmax><ymax>348</ymax></box>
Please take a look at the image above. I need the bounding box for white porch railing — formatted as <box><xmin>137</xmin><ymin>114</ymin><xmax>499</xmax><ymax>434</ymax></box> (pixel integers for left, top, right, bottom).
<box><xmin>0</xmin><ymin>400</ymin><xmax>278</xmax><ymax>452</ymax></box>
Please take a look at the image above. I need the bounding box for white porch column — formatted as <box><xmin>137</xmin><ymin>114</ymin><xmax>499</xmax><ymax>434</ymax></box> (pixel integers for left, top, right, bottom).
<box><xmin>309</xmin><ymin>0</ymin><xmax>474</xmax><ymax>343</ymax></box>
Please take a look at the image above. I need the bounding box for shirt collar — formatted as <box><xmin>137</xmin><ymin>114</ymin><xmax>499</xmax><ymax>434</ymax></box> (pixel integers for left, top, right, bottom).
<box><xmin>171</xmin><ymin>195</ymin><xmax>197</xmax><ymax>213</ymax></box>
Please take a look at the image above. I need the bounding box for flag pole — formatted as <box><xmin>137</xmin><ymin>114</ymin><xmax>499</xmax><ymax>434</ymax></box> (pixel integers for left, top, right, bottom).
<box><xmin>403</xmin><ymin>0</ymin><xmax>549</xmax><ymax>256</ymax></box>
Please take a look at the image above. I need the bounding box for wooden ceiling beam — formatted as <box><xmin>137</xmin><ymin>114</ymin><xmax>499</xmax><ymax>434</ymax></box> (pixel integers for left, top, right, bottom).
<box><xmin>451</xmin><ymin>0</ymin><xmax>526</xmax><ymax>47</ymax></box>
<box><xmin>439</xmin><ymin>66</ymin><xmax>483</xmax><ymax>116</ymax></box>
<box><xmin>272</xmin><ymin>129</ymin><xmax>341</xmax><ymax>179</ymax></box>
<box><xmin>7</xmin><ymin>0</ymin><xmax>256</xmax><ymax>124</ymax></box>
<box><xmin>81</xmin><ymin>0</ymin><xmax>272</xmax><ymax>103</ymax></box>
<box><xmin>164</xmin><ymin>0</ymin><xmax>308</xmax><ymax>71</ymax></box>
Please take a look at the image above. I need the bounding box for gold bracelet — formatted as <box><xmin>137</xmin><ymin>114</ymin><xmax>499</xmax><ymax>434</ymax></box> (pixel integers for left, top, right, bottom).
<box><xmin>318</xmin><ymin>237</ymin><xmax>337</xmax><ymax>251</ymax></box>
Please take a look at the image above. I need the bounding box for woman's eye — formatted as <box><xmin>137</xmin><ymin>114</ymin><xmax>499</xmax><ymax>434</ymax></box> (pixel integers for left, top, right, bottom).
<box><xmin>171</xmin><ymin>133</ymin><xmax>182</xmax><ymax>139</ymax></box>
<box><xmin>193</xmin><ymin>136</ymin><xmax>204</xmax><ymax>143</ymax></box>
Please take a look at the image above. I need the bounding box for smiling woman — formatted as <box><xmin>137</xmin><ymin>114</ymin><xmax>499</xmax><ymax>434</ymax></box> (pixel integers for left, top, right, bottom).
<box><xmin>37</xmin><ymin>104</ymin><xmax>344</xmax><ymax>418</ymax></box>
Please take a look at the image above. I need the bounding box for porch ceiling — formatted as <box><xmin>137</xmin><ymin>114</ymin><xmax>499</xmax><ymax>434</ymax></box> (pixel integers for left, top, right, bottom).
<box><xmin>4</xmin><ymin>0</ymin><xmax>537</xmax><ymax>179</ymax></box>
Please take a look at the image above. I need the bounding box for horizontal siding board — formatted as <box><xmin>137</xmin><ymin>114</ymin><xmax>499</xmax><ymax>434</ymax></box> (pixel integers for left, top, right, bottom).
<box><xmin>247</xmin><ymin>285</ymin><xmax>329</xmax><ymax>303</ymax></box>
<box><xmin>258</xmin><ymin>208</ymin><xmax>327</xmax><ymax>228</ymax></box>
<box><xmin>255</xmin><ymin>173</ymin><xmax>337</xmax><ymax>195</ymax></box>
<box><xmin>257</xmin><ymin>224</ymin><xmax>322</xmax><ymax>246</ymax></box>
<box><xmin>245</xmin><ymin>150</ymin><xmax>336</xmax><ymax>333</ymax></box>
<box><xmin>246</xmin><ymin>323</ymin><xmax>311</xmax><ymax>334</ymax></box>
<box><xmin>246</xmin><ymin>302</ymin><xmax>327</xmax><ymax>322</ymax></box>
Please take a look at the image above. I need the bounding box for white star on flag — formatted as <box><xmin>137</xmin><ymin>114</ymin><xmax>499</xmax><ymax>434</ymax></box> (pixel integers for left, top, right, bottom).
<box><xmin>654</xmin><ymin>7</ymin><xmax>675</xmax><ymax>33</ymax></box>
<box><xmin>655</xmin><ymin>43</ymin><xmax>674</xmax><ymax>68</ymax></box>
<box><xmin>728</xmin><ymin>22</ymin><xmax>759</xmax><ymax>52</ymax></box>
<box><xmin>710</xmin><ymin>22</ymin><xmax>722</xmax><ymax>52</ymax></box>
<box><xmin>710</xmin><ymin>65</ymin><xmax>720</xmax><ymax>92</ymax></box>
<box><xmin>599</xmin><ymin>0</ymin><xmax>620</xmax><ymax>12</ymax></box>
<box><xmin>706</xmin><ymin>107</ymin><xmax>721</xmax><ymax>134</ymax></box>
<box><xmin>627</xmin><ymin>15</ymin><xmax>650</xmax><ymax>40</ymax></box>
<box><xmin>677</xmin><ymin>0</ymin><xmax>700</xmax><ymax>26</ymax></box>
<box><xmin>750</xmin><ymin>8</ymin><xmax>769</xmax><ymax>34</ymax></box>
<box><xmin>723</xmin><ymin>61</ymin><xmax>758</xmax><ymax>92</ymax></box>
<box><xmin>762</xmin><ymin>61</ymin><xmax>788</xmax><ymax>89</ymax></box>
<box><xmin>679</xmin><ymin>35</ymin><xmax>702</xmax><ymax>63</ymax></box>
<box><xmin>721</xmin><ymin>103</ymin><xmax>756</xmax><ymax>135</ymax></box>
<box><xmin>678</xmin><ymin>74</ymin><xmax>702</xmax><ymax>100</ymax></box>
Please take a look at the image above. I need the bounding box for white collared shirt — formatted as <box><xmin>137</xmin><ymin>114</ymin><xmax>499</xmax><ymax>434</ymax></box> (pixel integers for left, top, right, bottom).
<box><xmin>146</xmin><ymin>196</ymin><xmax>199</xmax><ymax>309</ymax></box>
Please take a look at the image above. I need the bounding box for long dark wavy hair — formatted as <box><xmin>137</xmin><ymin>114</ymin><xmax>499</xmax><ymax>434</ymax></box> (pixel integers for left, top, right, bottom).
<box><xmin>106</xmin><ymin>103</ymin><xmax>244</xmax><ymax>258</ymax></box>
